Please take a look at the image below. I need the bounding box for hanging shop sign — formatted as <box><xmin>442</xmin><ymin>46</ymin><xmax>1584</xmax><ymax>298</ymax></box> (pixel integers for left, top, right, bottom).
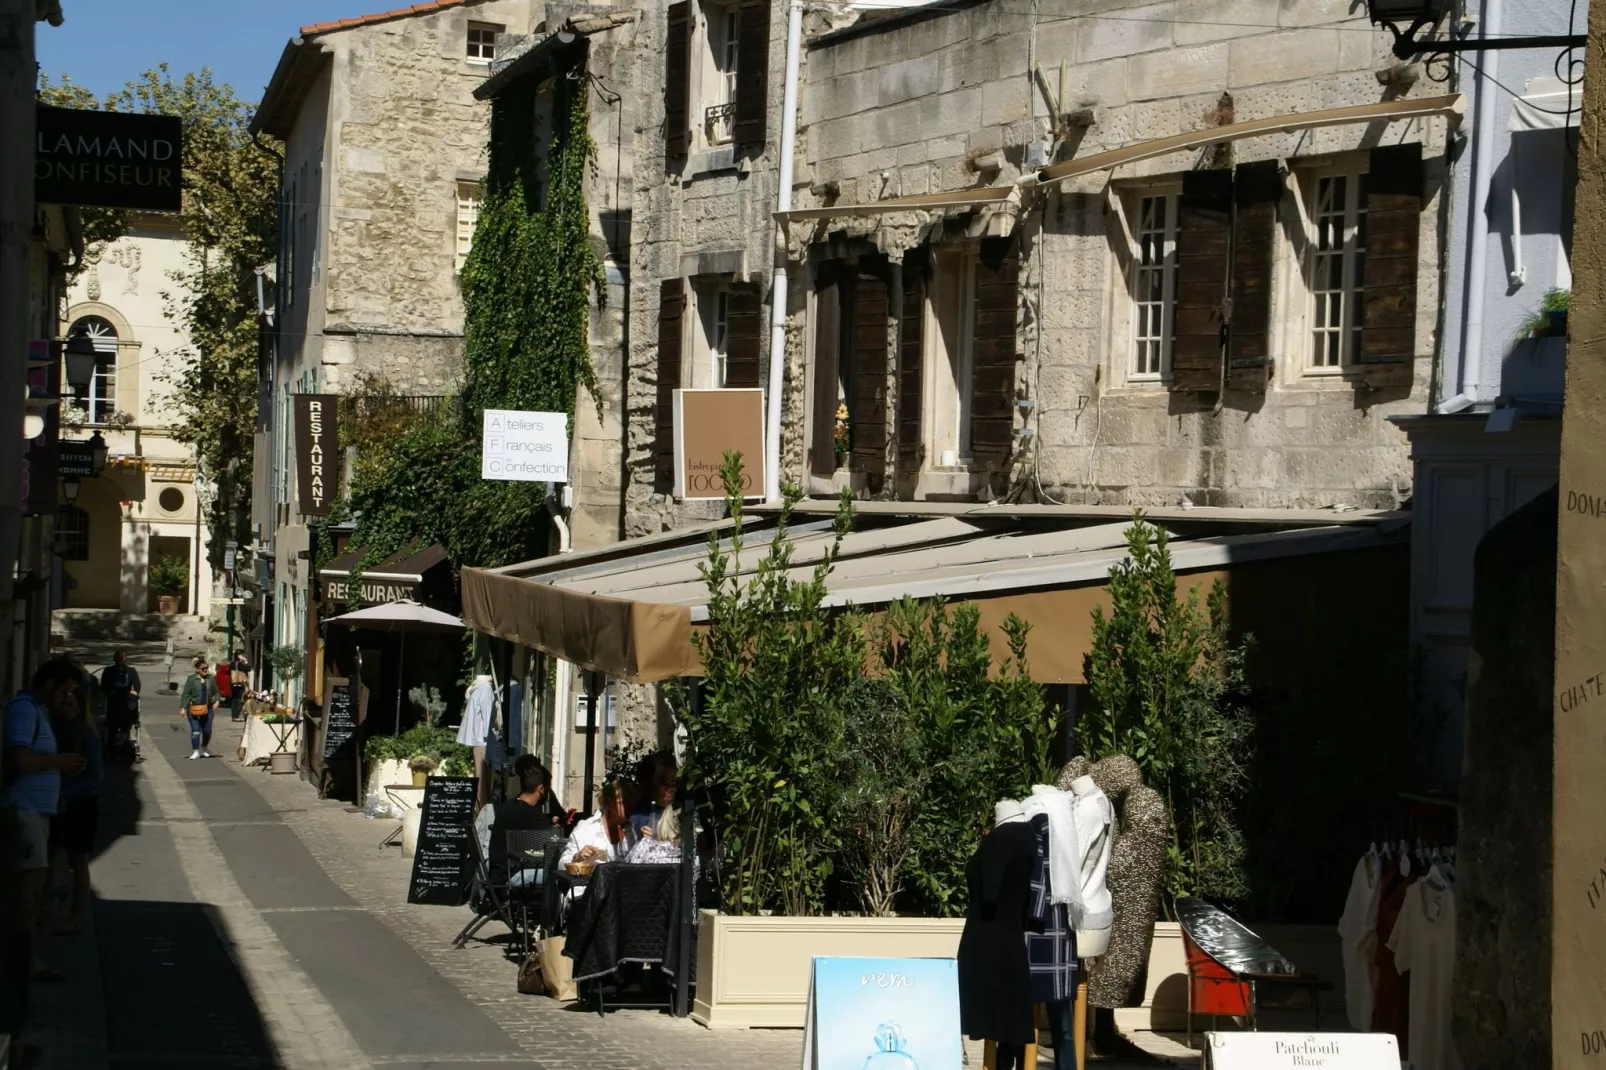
<box><xmin>56</xmin><ymin>441</ymin><xmax>95</xmax><ymax>479</ymax></box>
<box><xmin>480</xmin><ymin>409</ymin><xmax>569</xmax><ymax>483</ymax></box>
<box><xmin>802</xmin><ymin>957</ymin><xmax>962</xmax><ymax>1070</ymax></box>
<box><xmin>1201</xmin><ymin>1032</ymin><xmax>1401</xmax><ymax>1069</ymax></box>
<box><xmin>293</xmin><ymin>394</ymin><xmax>339</xmax><ymax>516</ymax></box>
<box><xmin>35</xmin><ymin>105</ymin><xmax>182</xmax><ymax>212</ymax></box>
<box><xmin>673</xmin><ymin>388</ymin><xmax>765</xmax><ymax>500</ymax></box>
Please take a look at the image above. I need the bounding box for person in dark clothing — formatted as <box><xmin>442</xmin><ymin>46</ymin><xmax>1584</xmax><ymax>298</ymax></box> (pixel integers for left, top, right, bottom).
<box><xmin>628</xmin><ymin>750</ymin><xmax>679</xmax><ymax>841</ymax></box>
<box><xmin>957</xmin><ymin>800</ymin><xmax>1039</xmax><ymax>1068</ymax></box>
<box><xmin>50</xmin><ymin>690</ymin><xmax>103</xmax><ymax>934</ymax></box>
<box><xmin>474</xmin><ymin>756</ymin><xmax>562</xmax><ymax>886</ymax></box>
<box><xmin>100</xmin><ymin>649</ymin><xmax>142</xmax><ymax>761</ymax></box>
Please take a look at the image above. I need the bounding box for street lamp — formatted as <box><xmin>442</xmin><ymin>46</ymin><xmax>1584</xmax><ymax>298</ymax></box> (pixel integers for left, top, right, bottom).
<box><xmin>62</xmin><ymin>477</ymin><xmax>81</xmax><ymax>503</ymax></box>
<box><xmin>1366</xmin><ymin>0</ymin><xmax>1586</xmax><ymax>57</ymax></box>
<box><xmin>62</xmin><ymin>326</ymin><xmax>97</xmax><ymax>395</ymax></box>
<box><xmin>88</xmin><ymin>430</ymin><xmax>108</xmax><ymax>474</ymax></box>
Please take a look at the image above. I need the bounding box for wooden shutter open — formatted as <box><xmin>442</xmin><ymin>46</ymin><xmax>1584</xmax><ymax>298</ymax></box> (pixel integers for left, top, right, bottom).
<box><xmin>733</xmin><ymin>0</ymin><xmax>770</xmax><ymax>149</ymax></box>
<box><xmin>1228</xmin><ymin>160</ymin><xmax>1281</xmax><ymax>392</ymax></box>
<box><xmin>898</xmin><ymin>249</ymin><xmax>928</xmax><ymax>471</ymax></box>
<box><xmin>811</xmin><ymin>265</ymin><xmax>842</xmax><ymax>478</ymax></box>
<box><xmin>664</xmin><ymin>2</ymin><xmax>692</xmax><ymax>163</ymax></box>
<box><xmin>655</xmin><ymin>278</ymin><xmax>685</xmax><ymax>493</ymax></box>
<box><xmin>1360</xmin><ymin>142</ymin><xmax>1423</xmax><ymax>387</ymax></box>
<box><xmin>723</xmin><ymin>282</ymin><xmax>763</xmax><ymax>389</ymax></box>
<box><xmin>970</xmin><ymin>237</ymin><xmax>1019</xmax><ymax>469</ymax></box>
<box><xmin>1172</xmin><ymin>169</ymin><xmax>1233</xmax><ymax>392</ymax></box>
<box><xmin>852</xmin><ymin>269</ymin><xmax>890</xmax><ymax>493</ymax></box>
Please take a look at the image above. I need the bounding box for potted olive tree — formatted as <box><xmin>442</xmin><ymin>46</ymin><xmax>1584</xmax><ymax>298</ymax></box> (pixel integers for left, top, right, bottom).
<box><xmin>149</xmin><ymin>554</ymin><xmax>188</xmax><ymax>615</ymax></box>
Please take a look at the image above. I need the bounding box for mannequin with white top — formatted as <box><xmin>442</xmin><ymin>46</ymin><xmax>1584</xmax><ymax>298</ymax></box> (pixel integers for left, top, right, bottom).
<box><xmin>1069</xmin><ymin>775</ymin><xmax>1115</xmax><ymax>957</ymax></box>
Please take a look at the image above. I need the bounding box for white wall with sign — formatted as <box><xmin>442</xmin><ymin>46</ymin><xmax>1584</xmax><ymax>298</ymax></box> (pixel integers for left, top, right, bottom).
<box><xmin>1202</xmin><ymin>1033</ymin><xmax>1401</xmax><ymax>1069</ymax></box>
<box><xmin>481</xmin><ymin>409</ymin><xmax>569</xmax><ymax>483</ymax></box>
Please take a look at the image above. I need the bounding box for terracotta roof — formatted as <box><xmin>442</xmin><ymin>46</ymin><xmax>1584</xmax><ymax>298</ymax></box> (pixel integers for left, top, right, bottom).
<box><xmin>300</xmin><ymin>0</ymin><xmax>472</xmax><ymax>38</ymax></box>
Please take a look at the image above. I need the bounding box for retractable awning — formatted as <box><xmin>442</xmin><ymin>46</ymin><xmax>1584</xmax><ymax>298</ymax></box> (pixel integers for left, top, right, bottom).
<box><xmin>775</xmin><ymin>94</ymin><xmax>1464</xmax><ymax>225</ymax></box>
<box><xmin>461</xmin><ymin>511</ymin><xmax>1408</xmax><ymax>684</ymax></box>
<box><xmin>1509</xmin><ymin>75</ymin><xmax>1581</xmax><ymax>132</ymax></box>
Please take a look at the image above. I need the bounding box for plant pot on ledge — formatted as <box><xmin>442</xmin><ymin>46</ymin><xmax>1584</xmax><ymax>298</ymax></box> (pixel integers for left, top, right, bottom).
<box><xmin>157</xmin><ymin>594</ymin><xmax>180</xmax><ymax>616</ymax></box>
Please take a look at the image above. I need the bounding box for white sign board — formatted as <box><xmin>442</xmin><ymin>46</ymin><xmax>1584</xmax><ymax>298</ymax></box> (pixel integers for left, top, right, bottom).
<box><xmin>1202</xmin><ymin>1033</ymin><xmax>1401</xmax><ymax>1070</ymax></box>
<box><xmin>481</xmin><ymin>409</ymin><xmax>569</xmax><ymax>483</ymax></box>
<box><xmin>573</xmin><ymin>690</ymin><xmax>617</xmax><ymax>731</ymax></box>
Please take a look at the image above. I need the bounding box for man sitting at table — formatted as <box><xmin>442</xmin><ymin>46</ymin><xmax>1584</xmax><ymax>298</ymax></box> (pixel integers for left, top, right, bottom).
<box><xmin>475</xmin><ymin>755</ymin><xmax>562</xmax><ymax>888</ymax></box>
<box><xmin>559</xmin><ymin>780</ymin><xmax>634</xmax><ymax>882</ymax></box>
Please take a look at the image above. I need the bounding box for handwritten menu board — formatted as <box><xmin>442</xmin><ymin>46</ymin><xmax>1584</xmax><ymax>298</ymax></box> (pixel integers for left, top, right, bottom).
<box><xmin>406</xmin><ymin>776</ymin><xmax>477</xmax><ymax>906</ymax></box>
<box><xmin>321</xmin><ymin>677</ymin><xmax>358</xmax><ymax>764</ymax></box>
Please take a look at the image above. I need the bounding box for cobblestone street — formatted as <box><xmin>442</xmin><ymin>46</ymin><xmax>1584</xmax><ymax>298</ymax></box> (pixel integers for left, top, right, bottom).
<box><xmin>12</xmin><ymin>647</ymin><xmax>1197</xmax><ymax>1070</ymax></box>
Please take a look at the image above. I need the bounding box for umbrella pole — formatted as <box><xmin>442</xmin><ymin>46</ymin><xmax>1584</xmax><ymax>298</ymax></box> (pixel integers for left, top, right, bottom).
<box><xmin>394</xmin><ymin>631</ymin><xmax>406</xmax><ymax>736</ymax></box>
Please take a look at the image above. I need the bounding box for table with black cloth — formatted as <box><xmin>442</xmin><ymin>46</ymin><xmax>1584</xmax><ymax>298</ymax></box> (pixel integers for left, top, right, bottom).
<box><xmin>561</xmin><ymin>862</ymin><xmax>681</xmax><ymax>985</ymax></box>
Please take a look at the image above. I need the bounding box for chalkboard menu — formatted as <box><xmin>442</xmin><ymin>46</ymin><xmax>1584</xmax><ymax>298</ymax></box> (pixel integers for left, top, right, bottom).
<box><xmin>406</xmin><ymin>776</ymin><xmax>478</xmax><ymax>906</ymax></box>
<box><xmin>321</xmin><ymin>677</ymin><xmax>358</xmax><ymax>764</ymax></box>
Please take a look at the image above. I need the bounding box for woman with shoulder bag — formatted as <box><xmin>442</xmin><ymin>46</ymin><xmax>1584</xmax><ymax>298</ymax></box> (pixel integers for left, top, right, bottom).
<box><xmin>178</xmin><ymin>657</ymin><xmax>218</xmax><ymax>760</ymax></box>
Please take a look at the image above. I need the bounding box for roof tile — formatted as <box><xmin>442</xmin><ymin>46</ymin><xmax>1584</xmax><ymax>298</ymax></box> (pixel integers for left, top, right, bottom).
<box><xmin>299</xmin><ymin>0</ymin><xmax>470</xmax><ymax>38</ymax></box>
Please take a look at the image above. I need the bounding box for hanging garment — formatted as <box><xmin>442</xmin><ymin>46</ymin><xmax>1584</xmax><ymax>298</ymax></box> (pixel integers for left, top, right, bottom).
<box><xmin>1337</xmin><ymin>852</ymin><xmax>1382</xmax><ymax>1031</ymax></box>
<box><xmin>1372</xmin><ymin>860</ymin><xmax>1416</xmax><ymax>1050</ymax></box>
<box><xmin>958</xmin><ymin>819</ymin><xmax>1038</xmax><ymax>1044</ymax></box>
<box><xmin>1388</xmin><ymin>873</ymin><xmax>1462</xmax><ymax>1070</ymax></box>
<box><xmin>1026</xmin><ymin>813</ymin><xmax>1078</xmax><ymax>1004</ymax></box>
<box><xmin>1068</xmin><ymin>776</ymin><xmax>1115</xmax><ymax>955</ymax></box>
<box><xmin>1059</xmin><ymin>755</ymin><xmax>1168</xmax><ymax>1009</ymax></box>
<box><xmin>1026</xmin><ymin>784</ymin><xmax>1083</xmax><ymax>914</ymax></box>
<box><xmin>456</xmin><ymin>675</ymin><xmax>494</xmax><ymax>747</ymax></box>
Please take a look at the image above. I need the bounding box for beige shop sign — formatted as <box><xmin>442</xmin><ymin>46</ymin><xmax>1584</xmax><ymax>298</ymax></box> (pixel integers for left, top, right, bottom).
<box><xmin>674</xmin><ymin>388</ymin><xmax>766</xmax><ymax>500</ymax></box>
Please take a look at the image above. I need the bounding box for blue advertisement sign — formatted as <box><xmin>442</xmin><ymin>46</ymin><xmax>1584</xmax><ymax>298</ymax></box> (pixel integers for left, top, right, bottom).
<box><xmin>803</xmin><ymin>957</ymin><xmax>962</xmax><ymax>1070</ymax></box>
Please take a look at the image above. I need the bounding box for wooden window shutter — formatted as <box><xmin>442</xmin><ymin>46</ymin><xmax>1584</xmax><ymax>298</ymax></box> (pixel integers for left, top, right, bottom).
<box><xmin>970</xmin><ymin>237</ymin><xmax>1020</xmax><ymax>468</ymax></box>
<box><xmin>898</xmin><ymin>249</ymin><xmax>928</xmax><ymax>470</ymax></box>
<box><xmin>723</xmin><ymin>282</ymin><xmax>763</xmax><ymax>389</ymax></box>
<box><xmin>1228</xmin><ymin>160</ymin><xmax>1281</xmax><ymax>392</ymax></box>
<box><xmin>811</xmin><ymin>266</ymin><xmax>842</xmax><ymax>478</ymax></box>
<box><xmin>1360</xmin><ymin>142</ymin><xmax>1423</xmax><ymax>387</ymax></box>
<box><xmin>655</xmin><ymin>278</ymin><xmax>685</xmax><ymax>493</ymax></box>
<box><xmin>1173</xmin><ymin>169</ymin><xmax>1233</xmax><ymax>392</ymax></box>
<box><xmin>852</xmin><ymin>270</ymin><xmax>890</xmax><ymax>493</ymax></box>
<box><xmin>733</xmin><ymin>0</ymin><xmax>771</xmax><ymax>149</ymax></box>
<box><xmin>664</xmin><ymin>2</ymin><xmax>692</xmax><ymax>163</ymax></box>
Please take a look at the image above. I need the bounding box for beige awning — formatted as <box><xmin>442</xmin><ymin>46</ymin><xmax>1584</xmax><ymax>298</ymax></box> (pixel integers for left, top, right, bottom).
<box><xmin>460</xmin><ymin>511</ymin><xmax>1408</xmax><ymax>684</ymax></box>
<box><xmin>776</xmin><ymin>94</ymin><xmax>1464</xmax><ymax>225</ymax></box>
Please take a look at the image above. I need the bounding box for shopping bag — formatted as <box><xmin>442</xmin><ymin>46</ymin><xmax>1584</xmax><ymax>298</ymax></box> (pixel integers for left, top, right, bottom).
<box><xmin>539</xmin><ymin>936</ymin><xmax>577</xmax><ymax>1001</ymax></box>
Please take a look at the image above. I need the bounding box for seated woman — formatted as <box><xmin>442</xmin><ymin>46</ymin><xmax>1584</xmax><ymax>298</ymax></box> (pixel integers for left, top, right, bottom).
<box><xmin>628</xmin><ymin>751</ymin><xmax>679</xmax><ymax>843</ymax></box>
<box><xmin>626</xmin><ymin>806</ymin><xmax>683</xmax><ymax>865</ymax></box>
<box><xmin>558</xmin><ymin>780</ymin><xmax>634</xmax><ymax>893</ymax></box>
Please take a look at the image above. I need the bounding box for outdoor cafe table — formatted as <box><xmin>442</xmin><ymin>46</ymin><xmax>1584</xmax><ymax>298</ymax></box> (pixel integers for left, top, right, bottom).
<box><xmin>238</xmin><ymin>713</ymin><xmax>301</xmax><ymax>766</ymax></box>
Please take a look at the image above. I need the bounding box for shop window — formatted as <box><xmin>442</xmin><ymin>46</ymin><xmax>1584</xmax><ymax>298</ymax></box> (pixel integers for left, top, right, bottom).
<box><xmin>67</xmin><ymin>316</ymin><xmax>118</xmax><ymax>423</ymax></box>
<box><xmin>467</xmin><ymin>22</ymin><xmax>502</xmax><ymax>62</ymax></box>
<box><xmin>1308</xmin><ymin>166</ymin><xmax>1369</xmax><ymax>371</ymax></box>
<box><xmin>56</xmin><ymin>506</ymin><xmax>88</xmax><ymax>561</ymax></box>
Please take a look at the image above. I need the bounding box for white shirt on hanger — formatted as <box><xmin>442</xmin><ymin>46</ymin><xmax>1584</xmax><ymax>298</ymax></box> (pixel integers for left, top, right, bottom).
<box><xmin>1387</xmin><ymin>872</ymin><xmax>1462</xmax><ymax>1070</ymax></box>
<box><xmin>1337</xmin><ymin>853</ymin><xmax>1381</xmax><ymax>1031</ymax></box>
<box><xmin>456</xmin><ymin>675</ymin><xmax>494</xmax><ymax>747</ymax></box>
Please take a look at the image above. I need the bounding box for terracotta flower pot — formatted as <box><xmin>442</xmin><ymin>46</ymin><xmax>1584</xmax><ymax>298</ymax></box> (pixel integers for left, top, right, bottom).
<box><xmin>157</xmin><ymin>594</ymin><xmax>180</xmax><ymax>616</ymax></box>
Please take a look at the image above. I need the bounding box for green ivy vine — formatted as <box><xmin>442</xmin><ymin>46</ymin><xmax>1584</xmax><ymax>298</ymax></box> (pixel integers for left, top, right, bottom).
<box><xmin>328</xmin><ymin>62</ymin><xmax>604</xmax><ymax>608</ymax></box>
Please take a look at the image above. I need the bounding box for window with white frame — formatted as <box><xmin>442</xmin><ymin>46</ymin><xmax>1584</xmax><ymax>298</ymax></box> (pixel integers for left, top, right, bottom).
<box><xmin>1130</xmin><ymin>191</ymin><xmax>1179</xmax><ymax>379</ymax></box>
<box><xmin>467</xmin><ymin>22</ymin><xmax>501</xmax><ymax>62</ymax></box>
<box><xmin>1308</xmin><ymin>167</ymin><xmax>1369</xmax><ymax>370</ymax></box>
<box><xmin>690</xmin><ymin>280</ymin><xmax>732</xmax><ymax>388</ymax></box>
<box><xmin>456</xmin><ymin>180</ymin><xmax>483</xmax><ymax>273</ymax></box>
<box><xmin>699</xmin><ymin>3</ymin><xmax>739</xmax><ymax>147</ymax></box>
<box><xmin>68</xmin><ymin>316</ymin><xmax>118</xmax><ymax>423</ymax></box>
<box><xmin>710</xmin><ymin>288</ymin><xmax>730</xmax><ymax>387</ymax></box>
<box><xmin>925</xmin><ymin>249</ymin><xmax>978</xmax><ymax>466</ymax></box>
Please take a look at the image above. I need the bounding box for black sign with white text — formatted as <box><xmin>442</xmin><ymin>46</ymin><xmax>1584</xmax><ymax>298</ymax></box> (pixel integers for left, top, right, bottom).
<box><xmin>293</xmin><ymin>394</ymin><xmax>338</xmax><ymax>516</ymax></box>
<box><xmin>35</xmin><ymin>106</ymin><xmax>182</xmax><ymax>212</ymax></box>
<box><xmin>407</xmin><ymin>777</ymin><xmax>478</xmax><ymax>906</ymax></box>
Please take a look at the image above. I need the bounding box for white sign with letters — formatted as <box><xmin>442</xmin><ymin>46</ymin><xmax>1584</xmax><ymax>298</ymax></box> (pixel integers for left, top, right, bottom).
<box><xmin>481</xmin><ymin>409</ymin><xmax>569</xmax><ymax>483</ymax></box>
<box><xmin>1202</xmin><ymin>1033</ymin><xmax>1401</xmax><ymax>1069</ymax></box>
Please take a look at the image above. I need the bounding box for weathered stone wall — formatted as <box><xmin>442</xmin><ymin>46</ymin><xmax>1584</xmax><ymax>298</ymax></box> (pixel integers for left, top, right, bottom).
<box><xmin>322</xmin><ymin>0</ymin><xmax>537</xmax><ymax>332</ymax></box>
<box><xmin>794</xmin><ymin>0</ymin><xmax>1449</xmax><ymax>509</ymax></box>
<box><xmin>319</xmin><ymin>327</ymin><xmax>464</xmax><ymax>395</ymax></box>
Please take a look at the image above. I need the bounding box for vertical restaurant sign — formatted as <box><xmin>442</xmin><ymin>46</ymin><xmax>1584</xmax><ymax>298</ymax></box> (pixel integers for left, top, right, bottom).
<box><xmin>35</xmin><ymin>105</ymin><xmax>183</xmax><ymax>213</ymax></box>
<box><xmin>294</xmin><ymin>394</ymin><xmax>338</xmax><ymax>516</ymax></box>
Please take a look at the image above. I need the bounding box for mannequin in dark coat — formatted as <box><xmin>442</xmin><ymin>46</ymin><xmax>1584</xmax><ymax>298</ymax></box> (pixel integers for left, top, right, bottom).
<box><xmin>957</xmin><ymin>815</ymin><xmax>1038</xmax><ymax>1046</ymax></box>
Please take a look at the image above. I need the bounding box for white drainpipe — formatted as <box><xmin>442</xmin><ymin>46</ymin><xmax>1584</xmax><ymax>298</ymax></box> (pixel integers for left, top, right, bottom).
<box><xmin>764</xmin><ymin>0</ymin><xmax>805</xmax><ymax>503</ymax></box>
<box><xmin>1446</xmin><ymin>0</ymin><xmax>1501</xmax><ymax>412</ymax></box>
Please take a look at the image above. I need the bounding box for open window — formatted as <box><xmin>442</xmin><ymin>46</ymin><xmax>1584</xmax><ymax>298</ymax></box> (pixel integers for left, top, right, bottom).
<box><xmin>66</xmin><ymin>316</ymin><xmax>119</xmax><ymax>424</ymax></box>
<box><xmin>664</xmin><ymin>0</ymin><xmax>769</xmax><ymax>163</ymax></box>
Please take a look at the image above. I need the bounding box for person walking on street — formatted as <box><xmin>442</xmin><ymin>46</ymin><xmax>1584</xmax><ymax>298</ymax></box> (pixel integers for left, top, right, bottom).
<box><xmin>229</xmin><ymin>650</ymin><xmax>249</xmax><ymax>721</ymax></box>
<box><xmin>214</xmin><ymin>653</ymin><xmax>236</xmax><ymax>722</ymax></box>
<box><xmin>179</xmin><ymin>657</ymin><xmax>219</xmax><ymax>760</ymax></box>
<box><xmin>50</xmin><ymin>688</ymin><xmax>103</xmax><ymax>935</ymax></box>
<box><xmin>4</xmin><ymin>658</ymin><xmax>88</xmax><ymax>982</ymax></box>
<box><xmin>100</xmin><ymin>648</ymin><xmax>142</xmax><ymax>762</ymax></box>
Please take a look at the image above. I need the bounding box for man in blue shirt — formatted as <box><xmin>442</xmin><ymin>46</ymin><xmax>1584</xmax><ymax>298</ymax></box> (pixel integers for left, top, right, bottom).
<box><xmin>6</xmin><ymin>658</ymin><xmax>87</xmax><ymax>981</ymax></box>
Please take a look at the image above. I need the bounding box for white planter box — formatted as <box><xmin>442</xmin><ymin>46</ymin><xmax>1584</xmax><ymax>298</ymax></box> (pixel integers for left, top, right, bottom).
<box><xmin>366</xmin><ymin>759</ymin><xmax>416</xmax><ymax>803</ymax></box>
<box><xmin>692</xmin><ymin>910</ymin><xmax>965</xmax><ymax>1029</ymax></box>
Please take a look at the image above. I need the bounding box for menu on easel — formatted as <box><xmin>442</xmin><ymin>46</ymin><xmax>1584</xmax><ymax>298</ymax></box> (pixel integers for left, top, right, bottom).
<box><xmin>406</xmin><ymin>776</ymin><xmax>478</xmax><ymax>906</ymax></box>
<box><xmin>321</xmin><ymin>677</ymin><xmax>358</xmax><ymax>764</ymax></box>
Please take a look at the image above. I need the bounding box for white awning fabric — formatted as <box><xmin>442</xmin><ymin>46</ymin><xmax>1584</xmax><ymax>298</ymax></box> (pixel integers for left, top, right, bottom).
<box><xmin>1509</xmin><ymin>76</ymin><xmax>1582</xmax><ymax>132</ymax></box>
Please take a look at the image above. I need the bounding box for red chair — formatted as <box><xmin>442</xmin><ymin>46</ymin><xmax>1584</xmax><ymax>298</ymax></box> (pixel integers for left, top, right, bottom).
<box><xmin>1176</xmin><ymin>896</ymin><xmax>1329</xmax><ymax>1045</ymax></box>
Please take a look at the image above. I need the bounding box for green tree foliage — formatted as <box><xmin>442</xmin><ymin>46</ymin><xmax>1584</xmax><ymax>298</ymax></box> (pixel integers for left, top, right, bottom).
<box><xmin>38</xmin><ymin>66</ymin><xmax>277</xmax><ymax>567</ymax></box>
<box><xmin>332</xmin><ymin>71</ymin><xmax>602</xmax><ymax>589</ymax></box>
<box><xmin>1081</xmin><ymin>513</ymin><xmax>1254</xmax><ymax>905</ymax></box>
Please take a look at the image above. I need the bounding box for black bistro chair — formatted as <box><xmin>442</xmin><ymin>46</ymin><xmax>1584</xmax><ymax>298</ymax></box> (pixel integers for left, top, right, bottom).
<box><xmin>453</xmin><ymin>826</ymin><xmax>563</xmax><ymax>956</ymax></box>
<box><xmin>503</xmin><ymin>826</ymin><xmax>567</xmax><ymax>947</ymax></box>
<box><xmin>565</xmin><ymin>862</ymin><xmax>682</xmax><ymax>1015</ymax></box>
